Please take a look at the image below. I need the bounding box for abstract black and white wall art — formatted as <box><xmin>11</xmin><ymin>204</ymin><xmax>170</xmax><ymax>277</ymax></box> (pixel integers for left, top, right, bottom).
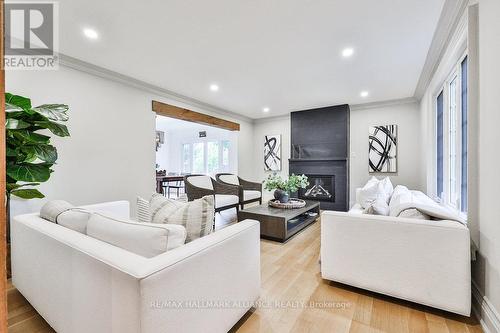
<box><xmin>264</xmin><ymin>134</ymin><xmax>281</xmax><ymax>171</ymax></box>
<box><xmin>368</xmin><ymin>125</ymin><xmax>397</xmax><ymax>173</ymax></box>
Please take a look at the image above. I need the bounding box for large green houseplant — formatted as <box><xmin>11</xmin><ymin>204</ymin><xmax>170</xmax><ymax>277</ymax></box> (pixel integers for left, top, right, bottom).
<box><xmin>5</xmin><ymin>93</ymin><xmax>70</xmax><ymax>238</ymax></box>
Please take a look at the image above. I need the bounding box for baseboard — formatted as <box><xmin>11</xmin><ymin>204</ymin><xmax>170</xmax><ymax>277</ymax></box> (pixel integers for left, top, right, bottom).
<box><xmin>472</xmin><ymin>281</ymin><xmax>500</xmax><ymax>333</ymax></box>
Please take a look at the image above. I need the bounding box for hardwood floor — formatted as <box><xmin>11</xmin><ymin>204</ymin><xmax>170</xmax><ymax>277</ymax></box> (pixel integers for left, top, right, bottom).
<box><xmin>7</xmin><ymin>219</ymin><xmax>482</xmax><ymax>333</ymax></box>
<box><xmin>231</xmin><ymin>220</ymin><xmax>482</xmax><ymax>333</ymax></box>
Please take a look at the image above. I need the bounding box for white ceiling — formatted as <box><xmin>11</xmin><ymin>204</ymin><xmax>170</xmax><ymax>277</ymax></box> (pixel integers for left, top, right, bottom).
<box><xmin>58</xmin><ymin>0</ymin><xmax>445</xmax><ymax>119</ymax></box>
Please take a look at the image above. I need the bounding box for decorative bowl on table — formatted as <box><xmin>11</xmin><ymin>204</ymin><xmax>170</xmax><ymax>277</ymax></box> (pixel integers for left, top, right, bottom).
<box><xmin>268</xmin><ymin>198</ymin><xmax>306</xmax><ymax>209</ymax></box>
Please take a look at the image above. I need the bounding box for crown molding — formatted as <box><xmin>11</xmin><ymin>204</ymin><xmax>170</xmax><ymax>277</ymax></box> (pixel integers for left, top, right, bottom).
<box><xmin>253</xmin><ymin>113</ymin><xmax>291</xmax><ymax>125</ymax></box>
<box><xmin>349</xmin><ymin>97</ymin><xmax>418</xmax><ymax>111</ymax></box>
<box><xmin>57</xmin><ymin>53</ymin><xmax>254</xmax><ymax>123</ymax></box>
<box><xmin>414</xmin><ymin>0</ymin><xmax>469</xmax><ymax>99</ymax></box>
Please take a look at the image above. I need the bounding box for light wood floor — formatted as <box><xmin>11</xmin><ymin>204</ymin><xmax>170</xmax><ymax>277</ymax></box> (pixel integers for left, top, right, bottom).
<box><xmin>8</xmin><ymin>219</ymin><xmax>482</xmax><ymax>333</ymax></box>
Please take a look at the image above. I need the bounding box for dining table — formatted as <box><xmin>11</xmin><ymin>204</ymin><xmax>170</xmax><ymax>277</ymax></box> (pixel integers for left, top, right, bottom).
<box><xmin>156</xmin><ymin>174</ymin><xmax>187</xmax><ymax>195</ymax></box>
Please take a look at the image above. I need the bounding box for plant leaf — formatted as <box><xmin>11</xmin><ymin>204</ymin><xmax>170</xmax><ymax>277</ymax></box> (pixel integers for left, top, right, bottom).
<box><xmin>6</xmin><ymin>103</ymin><xmax>23</xmax><ymax>112</ymax></box>
<box><xmin>7</xmin><ymin>182</ymin><xmax>40</xmax><ymax>192</ymax></box>
<box><xmin>11</xmin><ymin>188</ymin><xmax>45</xmax><ymax>199</ymax></box>
<box><xmin>6</xmin><ymin>118</ymin><xmax>31</xmax><ymax>129</ymax></box>
<box><xmin>32</xmin><ymin>104</ymin><xmax>69</xmax><ymax>121</ymax></box>
<box><xmin>5</xmin><ymin>93</ymin><xmax>32</xmax><ymax>111</ymax></box>
<box><xmin>34</xmin><ymin>121</ymin><xmax>70</xmax><ymax>137</ymax></box>
<box><xmin>6</xmin><ymin>164</ymin><xmax>52</xmax><ymax>182</ymax></box>
<box><xmin>12</xmin><ymin>130</ymin><xmax>51</xmax><ymax>143</ymax></box>
<box><xmin>6</xmin><ymin>146</ymin><xmax>18</xmax><ymax>157</ymax></box>
<box><xmin>21</xmin><ymin>144</ymin><xmax>57</xmax><ymax>163</ymax></box>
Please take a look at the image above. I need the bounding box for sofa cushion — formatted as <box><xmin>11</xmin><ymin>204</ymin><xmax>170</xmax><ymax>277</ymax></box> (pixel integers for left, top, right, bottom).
<box><xmin>56</xmin><ymin>209</ymin><xmax>93</xmax><ymax>234</ymax></box>
<box><xmin>151</xmin><ymin>195</ymin><xmax>215</xmax><ymax>242</ymax></box>
<box><xmin>215</xmin><ymin>194</ymin><xmax>239</xmax><ymax>208</ymax></box>
<box><xmin>40</xmin><ymin>200</ymin><xmax>93</xmax><ymax>234</ymax></box>
<box><xmin>86</xmin><ymin>213</ymin><xmax>186</xmax><ymax>258</ymax></box>
<box><xmin>219</xmin><ymin>174</ymin><xmax>240</xmax><ymax>185</ymax></box>
<box><xmin>243</xmin><ymin>190</ymin><xmax>261</xmax><ymax>201</ymax></box>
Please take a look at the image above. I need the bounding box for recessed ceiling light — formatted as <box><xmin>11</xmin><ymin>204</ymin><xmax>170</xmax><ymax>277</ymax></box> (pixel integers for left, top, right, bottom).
<box><xmin>360</xmin><ymin>91</ymin><xmax>369</xmax><ymax>98</ymax></box>
<box><xmin>262</xmin><ymin>107</ymin><xmax>270</xmax><ymax>113</ymax></box>
<box><xmin>342</xmin><ymin>47</ymin><xmax>354</xmax><ymax>58</ymax></box>
<box><xmin>209</xmin><ymin>84</ymin><xmax>219</xmax><ymax>92</ymax></box>
<box><xmin>83</xmin><ymin>28</ymin><xmax>99</xmax><ymax>40</ymax></box>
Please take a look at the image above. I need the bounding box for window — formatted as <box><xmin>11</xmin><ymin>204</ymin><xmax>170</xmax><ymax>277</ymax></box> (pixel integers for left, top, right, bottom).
<box><xmin>222</xmin><ymin>140</ymin><xmax>230</xmax><ymax>169</ymax></box>
<box><xmin>435</xmin><ymin>55</ymin><xmax>468</xmax><ymax>213</ymax></box>
<box><xmin>181</xmin><ymin>140</ymin><xmax>231</xmax><ymax>175</ymax></box>
<box><xmin>207</xmin><ymin>141</ymin><xmax>219</xmax><ymax>174</ymax></box>
<box><xmin>436</xmin><ymin>91</ymin><xmax>444</xmax><ymax>199</ymax></box>
<box><xmin>192</xmin><ymin>142</ymin><xmax>204</xmax><ymax>174</ymax></box>
<box><xmin>182</xmin><ymin>144</ymin><xmax>191</xmax><ymax>173</ymax></box>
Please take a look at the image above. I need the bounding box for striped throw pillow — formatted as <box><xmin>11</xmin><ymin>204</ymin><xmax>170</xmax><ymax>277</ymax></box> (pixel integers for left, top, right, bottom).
<box><xmin>136</xmin><ymin>196</ymin><xmax>152</xmax><ymax>223</ymax></box>
<box><xmin>150</xmin><ymin>194</ymin><xmax>214</xmax><ymax>242</ymax></box>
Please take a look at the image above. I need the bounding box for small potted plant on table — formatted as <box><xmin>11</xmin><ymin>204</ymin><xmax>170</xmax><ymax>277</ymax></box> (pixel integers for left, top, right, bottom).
<box><xmin>264</xmin><ymin>174</ymin><xmax>309</xmax><ymax>203</ymax></box>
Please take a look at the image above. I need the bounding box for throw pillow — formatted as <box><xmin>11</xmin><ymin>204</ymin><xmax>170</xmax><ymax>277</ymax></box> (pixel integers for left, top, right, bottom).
<box><xmin>357</xmin><ymin>181</ymin><xmax>385</xmax><ymax>209</ymax></box>
<box><xmin>151</xmin><ymin>195</ymin><xmax>215</xmax><ymax>242</ymax></box>
<box><xmin>380</xmin><ymin>177</ymin><xmax>394</xmax><ymax>201</ymax></box>
<box><xmin>136</xmin><ymin>196</ymin><xmax>151</xmax><ymax>223</ymax></box>
<box><xmin>398</xmin><ymin>208</ymin><xmax>431</xmax><ymax>220</ymax></box>
<box><xmin>363</xmin><ymin>197</ymin><xmax>390</xmax><ymax>216</ymax></box>
<box><xmin>86</xmin><ymin>213</ymin><xmax>187</xmax><ymax>258</ymax></box>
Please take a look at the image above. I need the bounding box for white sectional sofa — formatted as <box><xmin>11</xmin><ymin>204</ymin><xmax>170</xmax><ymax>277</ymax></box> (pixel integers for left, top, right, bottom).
<box><xmin>11</xmin><ymin>201</ymin><xmax>261</xmax><ymax>333</ymax></box>
<box><xmin>321</xmin><ymin>209</ymin><xmax>471</xmax><ymax>316</ymax></box>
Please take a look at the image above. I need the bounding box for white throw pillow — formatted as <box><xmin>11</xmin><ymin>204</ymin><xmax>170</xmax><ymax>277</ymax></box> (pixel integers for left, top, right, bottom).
<box><xmin>358</xmin><ymin>181</ymin><xmax>385</xmax><ymax>209</ymax></box>
<box><xmin>380</xmin><ymin>177</ymin><xmax>394</xmax><ymax>201</ymax></box>
<box><xmin>363</xmin><ymin>197</ymin><xmax>390</xmax><ymax>216</ymax></box>
<box><xmin>357</xmin><ymin>177</ymin><xmax>394</xmax><ymax>208</ymax></box>
<box><xmin>86</xmin><ymin>213</ymin><xmax>187</xmax><ymax>258</ymax></box>
<box><xmin>151</xmin><ymin>195</ymin><xmax>215</xmax><ymax>242</ymax></box>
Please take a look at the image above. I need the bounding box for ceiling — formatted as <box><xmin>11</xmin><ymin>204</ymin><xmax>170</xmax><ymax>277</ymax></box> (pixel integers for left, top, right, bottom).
<box><xmin>58</xmin><ymin>0</ymin><xmax>445</xmax><ymax>119</ymax></box>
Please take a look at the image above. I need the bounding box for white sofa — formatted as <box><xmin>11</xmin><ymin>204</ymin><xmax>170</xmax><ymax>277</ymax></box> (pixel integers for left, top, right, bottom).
<box><xmin>12</xmin><ymin>201</ymin><xmax>261</xmax><ymax>333</ymax></box>
<box><xmin>321</xmin><ymin>210</ymin><xmax>471</xmax><ymax>316</ymax></box>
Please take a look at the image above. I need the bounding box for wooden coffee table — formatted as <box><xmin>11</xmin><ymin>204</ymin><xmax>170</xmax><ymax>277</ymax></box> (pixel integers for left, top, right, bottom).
<box><xmin>237</xmin><ymin>200</ymin><xmax>320</xmax><ymax>242</ymax></box>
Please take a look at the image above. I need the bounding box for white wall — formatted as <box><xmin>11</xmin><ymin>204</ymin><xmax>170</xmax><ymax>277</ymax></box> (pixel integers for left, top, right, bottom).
<box><xmin>418</xmin><ymin>0</ymin><xmax>500</xmax><ymax>322</ymax></box>
<box><xmin>252</xmin><ymin>115</ymin><xmax>291</xmax><ymax>200</ymax></box>
<box><xmin>475</xmin><ymin>0</ymin><xmax>500</xmax><ymax>318</ymax></box>
<box><xmin>350</xmin><ymin>101</ymin><xmax>422</xmax><ymax>203</ymax></box>
<box><xmin>6</xmin><ymin>66</ymin><xmax>254</xmax><ymax>216</ymax></box>
<box><xmin>252</xmin><ymin>103</ymin><xmax>423</xmax><ymax>205</ymax></box>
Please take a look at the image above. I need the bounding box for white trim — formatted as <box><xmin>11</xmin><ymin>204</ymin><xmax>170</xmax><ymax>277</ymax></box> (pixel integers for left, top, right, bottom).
<box><xmin>414</xmin><ymin>0</ymin><xmax>469</xmax><ymax>98</ymax></box>
<box><xmin>349</xmin><ymin>97</ymin><xmax>418</xmax><ymax>111</ymax></box>
<box><xmin>58</xmin><ymin>54</ymin><xmax>254</xmax><ymax>123</ymax></box>
<box><xmin>472</xmin><ymin>280</ymin><xmax>500</xmax><ymax>333</ymax></box>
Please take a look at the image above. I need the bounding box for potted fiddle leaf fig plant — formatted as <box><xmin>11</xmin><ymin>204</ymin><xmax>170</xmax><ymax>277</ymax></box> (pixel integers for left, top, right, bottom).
<box><xmin>5</xmin><ymin>93</ymin><xmax>70</xmax><ymax>240</ymax></box>
<box><xmin>264</xmin><ymin>173</ymin><xmax>309</xmax><ymax>203</ymax></box>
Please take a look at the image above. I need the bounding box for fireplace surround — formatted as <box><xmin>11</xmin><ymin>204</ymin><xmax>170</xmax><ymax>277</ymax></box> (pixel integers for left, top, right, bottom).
<box><xmin>289</xmin><ymin>105</ymin><xmax>349</xmax><ymax>211</ymax></box>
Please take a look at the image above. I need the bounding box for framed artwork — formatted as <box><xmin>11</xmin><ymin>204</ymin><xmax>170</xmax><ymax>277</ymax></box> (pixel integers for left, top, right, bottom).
<box><xmin>264</xmin><ymin>134</ymin><xmax>281</xmax><ymax>171</ymax></box>
<box><xmin>369</xmin><ymin>125</ymin><xmax>397</xmax><ymax>173</ymax></box>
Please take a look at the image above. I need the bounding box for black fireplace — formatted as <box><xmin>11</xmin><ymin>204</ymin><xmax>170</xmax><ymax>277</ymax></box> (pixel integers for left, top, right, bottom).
<box><xmin>299</xmin><ymin>175</ymin><xmax>335</xmax><ymax>202</ymax></box>
<box><xmin>289</xmin><ymin>104</ymin><xmax>349</xmax><ymax>211</ymax></box>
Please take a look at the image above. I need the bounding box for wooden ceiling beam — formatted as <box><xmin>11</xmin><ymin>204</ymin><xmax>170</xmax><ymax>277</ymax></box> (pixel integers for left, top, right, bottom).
<box><xmin>152</xmin><ymin>100</ymin><xmax>240</xmax><ymax>131</ymax></box>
